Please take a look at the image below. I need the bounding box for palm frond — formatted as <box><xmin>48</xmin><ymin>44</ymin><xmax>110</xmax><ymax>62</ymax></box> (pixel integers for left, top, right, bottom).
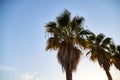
<box><xmin>46</xmin><ymin>37</ymin><xmax>60</xmax><ymax>51</ymax></box>
<box><xmin>109</xmin><ymin>43</ymin><xmax>116</xmax><ymax>52</ymax></box>
<box><xmin>45</xmin><ymin>21</ymin><xmax>56</xmax><ymax>28</ymax></box>
<box><xmin>45</xmin><ymin>22</ymin><xmax>58</xmax><ymax>34</ymax></box>
<box><xmin>96</xmin><ymin>33</ymin><xmax>105</xmax><ymax>45</ymax></box>
<box><xmin>70</xmin><ymin>16</ymin><xmax>84</xmax><ymax>32</ymax></box>
<box><xmin>75</xmin><ymin>16</ymin><xmax>84</xmax><ymax>25</ymax></box>
<box><xmin>80</xmin><ymin>29</ymin><xmax>91</xmax><ymax>35</ymax></box>
<box><xmin>101</xmin><ymin>37</ymin><xmax>111</xmax><ymax>47</ymax></box>
<box><xmin>57</xmin><ymin>9</ymin><xmax>70</xmax><ymax>27</ymax></box>
<box><xmin>117</xmin><ymin>45</ymin><xmax>120</xmax><ymax>53</ymax></box>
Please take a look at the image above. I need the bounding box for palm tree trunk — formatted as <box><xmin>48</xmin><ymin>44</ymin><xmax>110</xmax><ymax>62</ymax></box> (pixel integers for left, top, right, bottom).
<box><xmin>105</xmin><ymin>69</ymin><xmax>112</xmax><ymax>80</ymax></box>
<box><xmin>66</xmin><ymin>69</ymin><xmax>72</xmax><ymax>80</ymax></box>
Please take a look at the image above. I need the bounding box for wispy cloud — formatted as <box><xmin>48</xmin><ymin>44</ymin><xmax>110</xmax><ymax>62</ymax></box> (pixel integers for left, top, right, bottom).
<box><xmin>21</xmin><ymin>72</ymin><xmax>40</xmax><ymax>80</ymax></box>
<box><xmin>0</xmin><ymin>66</ymin><xmax>16</xmax><ymax>71</ymax></box>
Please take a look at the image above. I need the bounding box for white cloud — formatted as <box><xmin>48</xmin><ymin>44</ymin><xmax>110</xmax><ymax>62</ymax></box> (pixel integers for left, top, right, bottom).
<box><xmin>0</xmin><ymin>66</ymin><xmax>16</xmax><ymax>71</ymax></box>
<box><xmin>21</xmin><ymin>72</ymin><xmax>40</xmax><ymax>80</ymax></box>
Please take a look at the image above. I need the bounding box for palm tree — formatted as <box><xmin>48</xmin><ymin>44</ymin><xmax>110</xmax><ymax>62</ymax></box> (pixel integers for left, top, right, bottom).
<box><xmin>45</xmin><ymin>10</ymin><xmax>91</xmax><ymax>80</ymax></box>
<box><xmin>86</xmin><ymin>33</ymin><xmax>113</xmax><ymax>80</ymax></box>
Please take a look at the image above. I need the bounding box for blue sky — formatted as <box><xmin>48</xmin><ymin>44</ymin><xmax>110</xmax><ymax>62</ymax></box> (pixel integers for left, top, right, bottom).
<box><xmin>0</xmin><ymin>0</ymin><xmax>120</xmax><ymax>80</ymax></box>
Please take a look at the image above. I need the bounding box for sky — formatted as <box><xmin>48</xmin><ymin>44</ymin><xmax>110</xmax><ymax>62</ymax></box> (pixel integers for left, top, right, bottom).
<box><xmin>0</xmin><ymin>0</ymin><xmax>120</xmax><ymax>80</ymax></box>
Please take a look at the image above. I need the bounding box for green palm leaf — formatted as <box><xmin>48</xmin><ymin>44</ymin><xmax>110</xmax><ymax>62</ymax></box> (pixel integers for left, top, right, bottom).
<box><xmin>57</xmin><ymin>10</ymin><xmax>70</xmax><ymax>27</ymax></box>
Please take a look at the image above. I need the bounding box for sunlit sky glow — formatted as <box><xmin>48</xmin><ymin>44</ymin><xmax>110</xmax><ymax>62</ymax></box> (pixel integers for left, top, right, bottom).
<box><xmin>0</xmin><ymin>0</ymin><xmax>120</xmax><ymax>80</ymax></box>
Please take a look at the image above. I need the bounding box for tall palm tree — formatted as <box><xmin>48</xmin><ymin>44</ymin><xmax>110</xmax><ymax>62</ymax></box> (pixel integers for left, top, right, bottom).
<box><xmin>45</xmin><ymin>10</ymin><xmax>91</xmax><ymax>80</ymax></box>
<box><xmin>86</xmin><ymin>33</ymin><xmax>113</xmax><ymax>80</ymax></box>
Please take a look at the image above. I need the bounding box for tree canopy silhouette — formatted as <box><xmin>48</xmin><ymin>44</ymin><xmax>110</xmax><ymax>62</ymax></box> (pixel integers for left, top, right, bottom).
<box><xmin>45</xmin><ymin>9</ymin><xmax>120</xmax><ymax>80</ymax></box>
<box><xmin>86</xmin><ymin>33</ymin><xmax>114</xmax><ymax>80</ymax></box>
<box><xmin>45</xmin><ymin>9</ymin><xmax>91</xmax><ymax>80</ymax></box>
